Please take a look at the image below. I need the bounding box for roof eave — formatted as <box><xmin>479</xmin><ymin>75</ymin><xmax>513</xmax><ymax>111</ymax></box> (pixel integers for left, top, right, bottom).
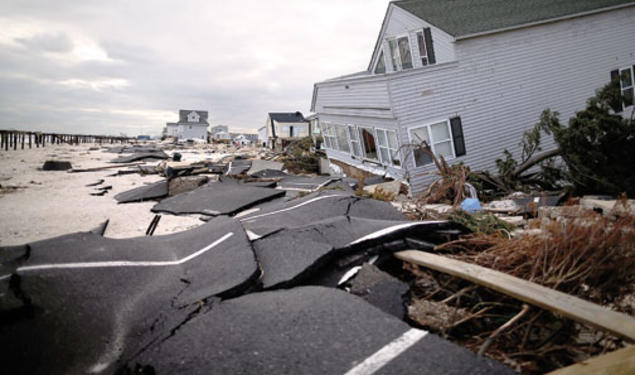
<box><xmin>454</xmin><ymin>2</ymin><xmax>635</xmax><ymax>41</ymax></box>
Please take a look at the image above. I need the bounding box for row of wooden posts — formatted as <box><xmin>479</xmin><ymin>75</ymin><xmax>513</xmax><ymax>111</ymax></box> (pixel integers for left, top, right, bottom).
<box><xmin>0</xmin><ymin>130</ymin><xmax>134</xmax><ymax>151</ymax></box>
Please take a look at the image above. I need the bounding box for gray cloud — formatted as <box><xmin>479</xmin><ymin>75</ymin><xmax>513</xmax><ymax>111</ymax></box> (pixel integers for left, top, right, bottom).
<box><xmin>0</xmin><ymin>0</ymin><xmax>390</xmax><ymax>135</ymax></box>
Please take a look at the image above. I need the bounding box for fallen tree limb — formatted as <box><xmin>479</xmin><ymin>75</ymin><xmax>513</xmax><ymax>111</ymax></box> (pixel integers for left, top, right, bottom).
<box><xmin>512</xmin><ymin>148</ymin><xmax>561</xmax><ymax>177</ymax></box>
<box><xmin>394</xmin><ymin>250</ymin><xmax>635</xmax><ymax>341</ymax></box>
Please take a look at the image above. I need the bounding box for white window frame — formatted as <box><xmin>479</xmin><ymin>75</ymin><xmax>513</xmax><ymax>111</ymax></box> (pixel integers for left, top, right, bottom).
<box><xmin>333</xmin><ymin>124</ymin><xmax>350</xmax><ymax>153</ymax></box>
<box><xmin>357</xmin><ymin>126</ymin><xmax>380</xmax><ymax>161</ymax></box>
<box><xmin>619</xmin><ymin>66</ymin><xmax>634</xmax><ymax>110</ymax></box>
<box><xmin>347</xmin><ymin>124</ymin><xmax>363</xmax><ymax>158</ymax></box>
<box><xmin>321</xmin><ymin>122</ymin><xmax>337</xmax><ymax>151</ymax></box>
<box><xmin>374</xmin><ymin>50</ymin><xmax>387</xmax><ymax>74</ymax></box>
<box><xmin>387</xmin><ymin>33</ymin><xmax>413</xmax><ymax>72</ymax></box>
<box><xmin>416</xmin><ymin>30</ymin><xmax>429</xmax><ymax>66</ymax></box>
<box><xmin>408</xmin><ymin>119</ymin><xmax>456</xmax><ymax>168</ymax></box>
<box><xmin>375</xmin><ymin>128</ymin><xmax>402</xmax><ymax>168</ymax></box>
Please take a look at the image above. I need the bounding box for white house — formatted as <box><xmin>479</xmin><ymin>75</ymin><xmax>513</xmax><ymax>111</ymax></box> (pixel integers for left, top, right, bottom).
<box><xmin>258</xmin><ymin>126</ymin><xmax>267</xmax><ymax>147</ymax></box>
<box><xmin>166</xmin><ymin>122</ymin><xmax>178</xmax><ymax>138</ymax></box>
<box><xmin>211</xmin><ymin>125</ymin><xmax>230</xmax><ymax>140</ymax></box>
<box><xmin>265</xmin><ymin>112</ymin><xmax>310</xmax><ymax>149</ymax></box>
<box><xmin>173</xmin><ymin>110</ymin><xmax>210</xmax><ymax>141</ymax></box>
<box><xmin>233</xmin><ymin>134</ymin><xmax>252</xmax><ymax>146</ymax></box>
<box><xmin>311</xmin><ymin>0</ymin><xmax>635</xmax><ymax>195</ymax></box>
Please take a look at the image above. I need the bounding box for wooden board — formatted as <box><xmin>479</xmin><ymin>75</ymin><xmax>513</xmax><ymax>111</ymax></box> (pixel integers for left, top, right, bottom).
<box><xmin>395</xmin><ymin>250</ymin><xmax>635</xmax><ymax>341</ymax></box>
<box><xmin>547</xmin><ymin>345</ymin><xmax>635</xmax><ymax>375</ymax></box>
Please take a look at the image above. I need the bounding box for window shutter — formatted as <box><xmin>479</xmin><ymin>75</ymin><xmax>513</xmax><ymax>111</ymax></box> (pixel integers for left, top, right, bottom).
<box><xmin>609</xmin><ymin>70</ymin><xmax>622</xmax><ymax>112</ymax></box>
<box><xmin>424</xmin><ymin>28</ymin><xmax>436</xmax><ymax>65</ymax></box>
<box><xmin>450</xmin><ymin>117</ymin><xmax>466</xmax><ymax>157</ymax></box>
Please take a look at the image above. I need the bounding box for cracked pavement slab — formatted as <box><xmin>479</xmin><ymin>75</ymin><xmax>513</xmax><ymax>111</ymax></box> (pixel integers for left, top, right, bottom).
<box><xmin>239</xmin><ymin>191</ymin><xmax>407</xmax><ymax>238</ymax></box>
<box><xmin>253</xmin><ymin>216</ymin><xmax>454</xmax><ymax>289</ymax></box>
<box><xmin>0</xmin><ymin>217</ymin><xmax>259</xmax><ymax>375</ymax></box>
<box><xmin>347</xmin><ymin>263</ymin><xmax>410</xmax><ymax>319</ymax></box>
<box><xmin>110</xmin><ymin>151</ymin><xmax>170</xmax><ymax>163</ymax></box>
<box><xmin>152</xmin><ymin>180</ymin><xmax>285</xmax><ymax>216</ymax></box>
<box><xmin>119</xmin><ymin>286</ymin><xmax>511</xmax><ymax>375</ymax></box>
<box><xmin>115</xmin><ymin>180</ymin><xmax>169</xmax><ymax>203</ymax></box>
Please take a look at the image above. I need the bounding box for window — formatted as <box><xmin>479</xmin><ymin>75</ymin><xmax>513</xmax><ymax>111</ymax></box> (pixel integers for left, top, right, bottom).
<box><xmin>334</xmin><ymin>125</ymin><xmax>350</xmax><ymax>153</ymax></box>
<box><xmin>358</xmin><ymin>127</ymin><xmax>378</xmax><ymax>160</ymax></box>
<box><xmin>620</xmin><ymin>67</ymin><xmax>634</xmax><ymax>108</ymax></box>
<box><xmin>376</xmin><ymin>129</ymin><xmax>401</xmax><ymax>166</ymax></box>
<box><xmin>387</xmin><ymin>35</ymin><xmax>413</xmax><ymax>72</ymax></box>
<box><xmin>375</xmin><ymin>51</ymin><xmax>386</xmax><ymax>74</ymax></box>
<box><xmin>416</xmin><ymin>28</ymin><xmax>436</xmax><ymax>66</ymax></box>
<box><xmin>409</xmin><ymin>120</ymin><xmax>455</xmax><ymax>167</ymax></box>
<box><xmin>321</xmin><ymin>123</ymin><xmax>337</xmax><ymax>150</ymax></box>
<box><xmin>347</xmin><ymin>125</ymin><xmax>363</xmax><ymax>158</ymax></box>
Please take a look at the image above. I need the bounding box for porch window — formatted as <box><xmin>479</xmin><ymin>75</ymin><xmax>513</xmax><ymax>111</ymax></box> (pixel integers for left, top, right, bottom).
<box><xmin>347</xmin><ymin>125</ymin><xmax>363</xmax><ymax>157</ymax></box>
<box><xmin>375</xmin><ymin>51</ymin><xmax>386</xmax><ymax>74</ymax></box>
<box><xmin>388</xmin><ymin>35</ymin><xmax>413</xmax><ymax>72</ymax></box>
<box><xmin>409</xmin><ymin>120</ymin><xmax>455</xmax><ymax>167</ymax></box>
<box><xmin>334</xmin><ymin>125</ymin><xmax>350</xmax><ymax>153</ymax></box>
<box><xmin>376</xmin><ymin>129</ymin><xmax>401</xmax><ymax>167</ymax></box>
<box><xmin>321</xmin><ymin>123</ymin><xmax>337</xmax><ymax>150</ymax></box>
<box><xmin>358</xmin><ymin>127</ymin><xmax>378</xmax><ymax>160</ymax></box>
<box><xmin>620</xmin><ymin>67</ymin><xmax>634</xmax><ymax>108</ymax></box>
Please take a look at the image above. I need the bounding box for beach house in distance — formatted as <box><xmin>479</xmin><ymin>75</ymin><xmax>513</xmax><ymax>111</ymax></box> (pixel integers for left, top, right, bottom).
<box><xmin>265</xmin><ymin>112</ymin><xmax>311</xmax><ymax>150</ymax></box>
<box><xmin>165</xmin><ymin>110</ymin><xmax>210</xmax><ymax>141</ymax></box>
<box><xmin>311</xmin><ymin>0</ymin><xmax>635</xmax><ymax>195</ymax></box>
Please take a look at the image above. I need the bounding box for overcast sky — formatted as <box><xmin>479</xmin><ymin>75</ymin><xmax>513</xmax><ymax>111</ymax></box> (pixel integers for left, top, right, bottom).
<box><xmin>0</xmin><ymin>0</ymin><xmax>390</xmax><ymax>136</ymax></box>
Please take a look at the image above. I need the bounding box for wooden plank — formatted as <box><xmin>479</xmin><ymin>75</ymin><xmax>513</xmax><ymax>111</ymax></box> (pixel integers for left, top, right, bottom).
<box><xmin>69</xmin><ymin>162</ymin><xmax>144</xmax><ymax>173</ymax></box>
<box><xmin>547</xmin><ymin>345</ymin><xmax>635</xmax><ymax>375</ymax></box>
<box><xmin>395</xmin><ymin>250</ymin><xmax>635</xmax><ymax>341</ymax></box>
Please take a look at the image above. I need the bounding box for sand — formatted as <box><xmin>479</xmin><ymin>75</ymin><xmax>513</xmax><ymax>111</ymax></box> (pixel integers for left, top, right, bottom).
<box><xmin>0</xmin><ymin>143</ymin><xmax>206</xmax><ymax>246</ymax></box>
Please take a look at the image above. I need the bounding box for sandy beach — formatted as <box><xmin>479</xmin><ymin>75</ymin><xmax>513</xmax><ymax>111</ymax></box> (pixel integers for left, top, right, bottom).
<box><xmin>0</xmin><ymin>143</ymin><xmax>205</xmax><ymax>246</ymax></box>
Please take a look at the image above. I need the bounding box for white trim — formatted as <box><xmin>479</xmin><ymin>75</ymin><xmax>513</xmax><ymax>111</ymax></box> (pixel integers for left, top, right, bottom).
<box><xmin>387</xmin><ymin>33</ymin><xmax>414</xmax><ymax>72</ymax></box>
<box><xmin>408</xmin><ymin>119</ymin><xmax>456</xmax><ymax>168</ymax></box>
<box><xmin>349</xmin><ymin>221</ymin><xmax>446</xmax><ymax>245</ymax></box>
<box><xmin>618</xmin><ymin>65</ymin><xmax>635</xmax><ymax>111</ymax></box>
<box><xmin>375</xmin><ymin>127</ymin><xmax>402</xmax><ymax>168</ymax></box>
<box><xmin>373</xmin><ymin>50</ymin><xmax>387</xmax><ymax>75</ymax></box>
<box><xmin>16</xmin><ymin>233</ymin><xmax>234</xmax><ymax>273</ymax></box>
<box><xmin>343</xmin><ymin>328</ymin><xmax>428</xmax><ymax>375</ymax></box>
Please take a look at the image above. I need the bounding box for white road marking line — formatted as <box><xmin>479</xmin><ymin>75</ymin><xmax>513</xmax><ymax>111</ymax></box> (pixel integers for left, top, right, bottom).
<box><xmin>0</xmin><ymin>274</ymin><xmax>12</xmax><ymax>281</ymax></box>
<box><xmin>240</xmin><ymin>194</ymin><xmax>345</xmax><ymax>222</ymax></box>
<box><xmin>348</xmin><ymin>221</ymin><xmax>447</xmax><ymax>246</ymax></box>
<box><xmin>234</xmin><ymin>207</ymin><xmax>261</xmax><ymax>219</ymax></box>
<box><xmin>225</xmin><ymin>161</ymin><xmax>233</xmax><ymax>175</ymax></box>
<box><xmin>343</xmin><ymin>328</ymin><xmax>428</xmax><ymax>375</ymax></box>
<box><xmin>16</xmin><ymin>233</ymin><xmax>234</xmax><ymax>273</ymax></box>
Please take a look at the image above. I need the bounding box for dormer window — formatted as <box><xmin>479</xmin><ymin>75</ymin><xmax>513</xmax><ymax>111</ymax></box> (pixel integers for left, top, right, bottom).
<box><xmin>187</xmin><ymin>111</ymin><xmax>200</xmax><ymax>123</ymax></box>
<box><xmin>388</xmin><ymin>35</ymin><xmax>413</xmax><ymax>72</ymax></box>
<box><xmin>416</xmin><ymin>28</ymin><xmax>436</xmax><ymax>66</ymax></box>
<box><xmin>374</xmin><ymin>51</ymin><xmax>386</xmax><ymax>74</ymax></box>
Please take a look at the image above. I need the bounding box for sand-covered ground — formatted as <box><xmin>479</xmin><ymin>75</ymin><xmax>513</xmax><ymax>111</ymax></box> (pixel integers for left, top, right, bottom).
<box><xmin>0</xmin><ymin>143</ymin><xmax>206</xmax><ymax>246</ymax></box>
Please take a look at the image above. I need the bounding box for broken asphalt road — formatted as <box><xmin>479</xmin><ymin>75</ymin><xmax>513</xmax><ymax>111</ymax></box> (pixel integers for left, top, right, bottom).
<box><xmin>0</xmin><ymin>217</ymin><xmax>258</xmax><ymax>375</ymax></box>
<box><xmin>120</xmin><ymin>286</ymin><xmax>511</xmax><ymax>375</ymax></box>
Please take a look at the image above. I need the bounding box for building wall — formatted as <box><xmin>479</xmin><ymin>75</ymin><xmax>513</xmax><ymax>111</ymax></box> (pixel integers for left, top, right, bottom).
<box><xmin>178</xmin><ymin>124</ymin><xmax>208</xmax><ymax>140</ymax></box>
<box><xmin>167</xmin><ymin>125</ymin><xmax>178</xmax><ymax>137</ymax></box>
<box><xmin>314</xmin><ymin>5</ymin><xmax>635</xmax><ymax>195</ymax></box>
<box><xmin>393</xmin><ymin>5</ymin><xmax>635</xmax><ymax>193</ymax></box>
<box><xmin>272</xmin><ymin>121</ymin><xmax>309</xmax><ymax>138</ymax></box>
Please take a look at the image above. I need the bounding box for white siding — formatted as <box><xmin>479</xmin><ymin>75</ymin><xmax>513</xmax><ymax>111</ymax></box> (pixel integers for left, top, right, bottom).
<box><xmin>313</xmin><ymin>78</ymin><xmax>395</xmax><ymax>119</ymax></box>
<box><xmin>370</xmin><ymin>4</ymin><xmax>457</xmax><ymax>73</ymax></box>
<box><xmin>392</xmin><ymin>6</ymin><xmax>635</xmax><ymax>194</ymax></box>
<box><xmin>178</xmin><ymin>124</ymin><xmax>207</xmax><ymax>140</ymax></box>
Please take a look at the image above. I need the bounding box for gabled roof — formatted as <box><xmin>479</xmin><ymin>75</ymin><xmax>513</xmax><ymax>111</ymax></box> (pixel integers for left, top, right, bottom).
<box><xmin>393</xmin><ymin>0</ymin><xmax>634</xmax><ymax>38</ymax></box>
<box><xmin>268</xmin><ymin>112</ymin><xmax>307</xmax><ymax>123</ymax></box>
<box><xmin>178</xmin><ymin>110</ymin><xmax>209</xmax><ymax>125</ymax></box>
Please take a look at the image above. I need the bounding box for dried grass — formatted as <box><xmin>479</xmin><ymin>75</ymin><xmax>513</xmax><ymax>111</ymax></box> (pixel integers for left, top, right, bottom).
<box><xmin>417</xmin><ymin>146</ymin><xmax>471</xmax><ymax>207</ymax></box>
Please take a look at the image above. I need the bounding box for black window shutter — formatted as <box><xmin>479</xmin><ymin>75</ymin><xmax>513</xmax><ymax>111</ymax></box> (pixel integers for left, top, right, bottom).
<box><xmin>424</xmin><ymin>28</ymin><xmax>436</xmax><ymax>65</ymax></box>
<box><xmin>609</xmin><ymin>70</ymin><xmax>622</xmax><ymax>112</ymax></box>
<box><xmin>450</xmin><ymin>117</ymin><xmax>466</xmax><ymax>157</ymax></box>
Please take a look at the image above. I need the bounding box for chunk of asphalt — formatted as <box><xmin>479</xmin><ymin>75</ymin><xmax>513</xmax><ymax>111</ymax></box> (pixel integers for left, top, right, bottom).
<box><xmin>115</xmin><ymin>180</ymin><xmax>169</xmax><ymax>203</ymax></box>
<box><xmin>277</xmin><ymin>175</ymin><xmax>337</xmax><ymax>191</ymax></box>
<box><xmin>0</xmin><ymin>217</ymin><xmax>259</xmax><ymax>375</ymax></box>
<box><xmin>348</xmin><ymin>263</ymin><xmax>409</xmax><ymax>319</ymax></box>
<box><xmin>42</xmin><ymin>160</ymin><xmax>72</xmax><ymax>171</ymax></box>
<box><xmin>253</xmin><ymin>216</ymin><xmax>453</xmax><ymax>289</ymax></box>
<box><xmin>247</xmin><ymin>159</ymin><xmax>284</xmax><ymax>176</ymax></box>
<box><xmin>110</xmin><ymin>151</ymin><xmax>169</xmax><ymax>163</ymax></box>
<box><xmin>225</xmin><ymin>159</ymin><xmax>252</xmax><ymax>176</ymax></box>
<box><xmin>85</xmin><ymin>179</ymin><xmax>105</xmax><ymax>187</ymax></box>
<box><xmin>249</xmin><ymin>168</ymin><xmax>288</xmax><ymax>178</ymax></box>
<box><xmin>152</xmin><ymin>181</ymin><xmax>285</xmax><ymax>216</ymax></box>
<box><xmin>118</xmin><ymin>286</ymin><xmax>512</xmax><ymax>375</ymax></box>
<box><xmin>239</xmin><ymin>191</ymin><xmax>407</xmax><ymax>237</ymax></box>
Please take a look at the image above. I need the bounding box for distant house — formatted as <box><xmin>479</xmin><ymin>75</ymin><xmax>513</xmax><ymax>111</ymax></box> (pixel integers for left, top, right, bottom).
<box><xmin>230</xmin><ymin>132</ymin><xmax>258</xmax><ymax>143</ymax></box>
<box><xmin>265</xmin><ymin>112</ymin><xmax>310</xmax><ymax>149</ymax></box>
<box><xmin>257</xmin><ymin>126</ymin><xmax>267</xmax><ymax>147</ymax></box>
<box><xmin>233</xmin><ymin>134</ymin><xmax>252</xmax><ymax>146</ymax></box>
<box><xmin>211</xmin><ymin>125</ymin><xmax>230</xmax><ymax>140</ymax></box>
<box><xmin>166</xmin><ymin>122</ymin><xmax>178</xmax><ymax>138</ymax></box>
<box><xmin>311</xmin><ymin>0</ymin><xmax>635</xmax><ymax>194</ymax></box>
<box><xmin>172</xmin><ymin>110</ymin><xmax>210</xmax><ymax>141</ymax></box>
